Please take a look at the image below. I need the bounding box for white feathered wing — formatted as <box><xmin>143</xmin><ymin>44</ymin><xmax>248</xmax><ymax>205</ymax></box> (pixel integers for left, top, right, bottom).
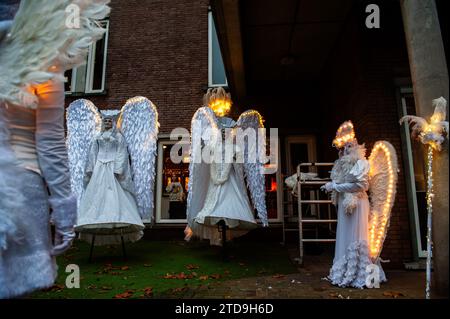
<box><xmin>66</xmin><ymin>99</ymin><xmax>102</xmax><ymax>206</ymax></box>
<box><xmin>186</xmin><ymin>106</ymin><xmax>219</xmax><ymax>228</ymax></box>
<box><xmin>367</xmin><ymin>141</ymin><xmax>398</xmax><ymax>262</ymax></box>
<box><xmin>118</xmin><ymin>97</ymin><xmax>159</xmax><ymax>221</ymax></box>
<box><xmin>236</xmin><ymin>110</ymin><xmax>268</xmax><ymax>226</ymax></box>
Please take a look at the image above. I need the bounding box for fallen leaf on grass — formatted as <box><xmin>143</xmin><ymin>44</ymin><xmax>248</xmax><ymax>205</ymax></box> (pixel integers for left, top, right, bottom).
<box><xmin>186</xmin><ymin>264</ymin><xmax>199</xmax><ymax>270</ymax></box>
<box><xmin>44</xmin><ymin>284</ymin><xmax>65</xmax><ymax>292</ymax></box>
<box><xmin>171</xmin><ymin>287</ymin><xmax>187</xmax><ymax>294</ymax></box>
<box><xmin>113</xmin><ymin>290</ymin><xmax>134</xmax><ymax>299</ymax></box>
<box><xmin>199</xmin><ymin>275</ymin><xmax>209</xmax><ymax>281</ymax></box>
<box><xmin>121</xmin><ymin>266</ymin><xmax>130</xmax><ymax>271</ymax></box>
<box><xmin>143</xmin><ymin>287</ymin><xmax>153</xmax><ymax>297</ymax></box>
<box><xmin>383</xmin><ymin>291</ymin><xmax>405</xmax><ymax>298</ymax></box>
<box><xmin>163</xmin><ymin>272</ymin><xmax>194</xmax><ymax>280</ymax></box>
<box><xmin>209</xmin><ymin>274</ymin><xmax>221</xmax><ymax>279</ymax></box>
<box><xmin>87</xmin><ymin>285</ymin><xmax>97</xmax><ymax>290</ymax></box>
<box><xmin>143</xmin><ymin>264</ymin><xmax>152</xmax><ymax>267</ymax></box>
<box><xmin>101</xmin><ymin>286</ymin><xmax>113</xmax><ymax>291</ymax></box>
<box><xmin>272</xmin><ymin>274</ymin><xmax>286</xmax><ymax>279</ymax></box>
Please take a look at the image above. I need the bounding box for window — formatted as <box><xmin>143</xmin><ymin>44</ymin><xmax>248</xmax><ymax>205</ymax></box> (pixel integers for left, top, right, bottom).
<box><xmin>155</xmin><ymin>140</ymin><xmax>191</xmax><ymax>223</ymax></box>
<box><xmin>65</xmin><ymin>20</ymin><xmax>109</xmax><ymax>94</ymax></box>
<box><xmin>397</xmin><ymin>87</ymin><xmax>427</xmax><ymax>259</ymax></box>
<box><xmin>208</xmin><ymin>11</ymin><xmax>227</xmax><ymax>87</ymax></box>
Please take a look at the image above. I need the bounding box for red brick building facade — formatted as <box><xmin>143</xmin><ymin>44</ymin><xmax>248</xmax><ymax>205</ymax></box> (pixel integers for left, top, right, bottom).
<box><xmin>62</xmin><ymin>0</ymin><xmax>448</xmax><ymax>271</ymax></box>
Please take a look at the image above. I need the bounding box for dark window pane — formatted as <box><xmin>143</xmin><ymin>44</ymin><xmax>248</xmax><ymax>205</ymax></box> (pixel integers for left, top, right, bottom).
<box><xmin>92</xmin><ymin>33</ymin><xmax>106</xmax><ymax>91</ymax></box>
<box><xmin>211</xmin><ymin>18</ymin><xmax>227</xmax><ymax>85</ymax></box>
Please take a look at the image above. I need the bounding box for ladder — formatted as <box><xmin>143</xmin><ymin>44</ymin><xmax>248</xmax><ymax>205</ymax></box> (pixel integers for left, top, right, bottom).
<box><xmin>296</xmin><ymin>162</ymin><xmax>336</xmax><ymax>265</ymax></box>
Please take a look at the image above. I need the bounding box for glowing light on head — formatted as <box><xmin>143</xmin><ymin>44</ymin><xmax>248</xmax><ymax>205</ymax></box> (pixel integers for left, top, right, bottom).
<box><xmin>204</xmin><ymin>87</ymin><xmax>232</xmax><ymax>117</ymax></box>
<box><xmin>332</xmin><ymin>121</ymin><xmax>356</xmax><ymax>148</ymax></box>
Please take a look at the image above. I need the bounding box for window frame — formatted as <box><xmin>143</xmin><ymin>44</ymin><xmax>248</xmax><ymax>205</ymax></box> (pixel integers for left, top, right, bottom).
<box><xmin>155</xmin><ymin>139</ymin><xmax>190</xmax><ymax>224</ymax></box>
<box><xmin>208</xmin><ymin>11</ymin><xmax>228</xmax><ymax>88</ymax></box>
<box><xmin>397</xmin><ymin>86</ymin><xmax>427</xmax><ymax>259</ymax></box>
<box><xmin>64</xmin><ymin>20</ymin><xmax>109</xmax><ymax>95</ymax></box>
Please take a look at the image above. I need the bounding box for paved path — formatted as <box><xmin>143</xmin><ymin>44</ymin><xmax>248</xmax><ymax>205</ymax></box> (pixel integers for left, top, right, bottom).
<box><xmin>175</xmin><ymin>254</ymin><xmax>426</xmax><ymax>299</ymax></box>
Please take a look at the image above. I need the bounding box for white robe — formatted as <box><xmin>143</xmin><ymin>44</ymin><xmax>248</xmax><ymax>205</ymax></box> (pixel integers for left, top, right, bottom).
<box><xmin>192</xmin><ymin>144</ymin><xmax>257</xmax><ymax>246</ymax></box>
<box><xmin>75</xmin><ymin>129</ymin><xmax>144</xmax><ymax>246</ymax></box>
<box><xmin>328</xmin><ymin>158</ymin><xmax>386</xmax><ymax>288</ymax></box>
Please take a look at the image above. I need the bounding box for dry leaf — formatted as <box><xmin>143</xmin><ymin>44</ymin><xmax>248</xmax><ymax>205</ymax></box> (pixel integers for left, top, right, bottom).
<box><xmin>199</xmin><ymin>275</ymin><xmax>209</xmax><ymax>281</ymax></box>
<box><xmin>383</xmin><ymin>291</ymin><xmax>405</xmax><ymax>298</ymax></box>
<box><xmin>272</xmin><ymin>274</ymin><xmax>285</xmax><ymax>279</ymax></box>
<box><xmin>101</xmin><ymin>286</ymin><xmax>113</xmax><ymax>290</ymax></box>
<box><xmin>114</xmin><ymin>290</ymin><xmax>134</xmax><ymax>299</ymax></box>
<box><xmin>186</xmin><ymin>264</ymin><xmax>199</xmax><ymax>270</ymax></box>
<box><xmin>143</xmin><ymin>287</ymin><xmax>153</xmax><ymax>297</ymax></box>
<box><xmin>172</xmin><ymin>287</ymin><xmax>187</xmax><ymax>293</ymax></box>
<box><xmin>45</xmin><ymin>284</ymin><xmax>65</xmax><ymax>292</ymax></box>
<box><xmin>121</xmin><ymin>266</ymin><xmax>130</xmax><ymax>271</ymax></box>
<box><xmin>143</xmin><ymin>264</ymin><xmax>152</xmax><ymax>267</ymax></box>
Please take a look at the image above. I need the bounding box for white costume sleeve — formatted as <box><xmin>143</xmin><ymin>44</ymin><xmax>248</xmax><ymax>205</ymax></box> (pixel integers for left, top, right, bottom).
<box><xmin>333</xmin><ymin>159</ymin><xmax>370</xmax><ymax>193</ymax></box>
<box><xmin>35</xmin><ymin>79</ymin><xmax>76</xmax><ymax>228</ymax></box>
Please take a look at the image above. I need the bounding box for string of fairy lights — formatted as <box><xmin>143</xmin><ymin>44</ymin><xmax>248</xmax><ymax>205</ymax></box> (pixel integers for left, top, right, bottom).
<box><xmin>400</xmin><ymin>96</ymin><xmax>448</xmax><ymax>299</ymax></box>
<box><xmin>368</xmin><ymin>141</ymin><xmax>397</xmax><ymax>261</ymax></box>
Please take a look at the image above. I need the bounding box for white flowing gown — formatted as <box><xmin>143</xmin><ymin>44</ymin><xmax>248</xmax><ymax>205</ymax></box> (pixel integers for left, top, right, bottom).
<box><xmin>193</xmin><ymin>143</ymin><xmax>257</xmax><ymax>245</ymax></box>
<box><xmin>76</xmin><ymin>129</ymin><xmax>144</xmax><ymax>245</ymax></box>
<box><xmin>328</xmin><ymin>159</ymin><xmax>386</xmax><ymax>288</ymax></box>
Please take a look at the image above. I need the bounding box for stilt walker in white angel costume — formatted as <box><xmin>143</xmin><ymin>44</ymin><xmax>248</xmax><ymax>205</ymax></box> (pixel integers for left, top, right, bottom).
<box><xmin>67</xmin><ymin>97</ymin><xmax>159</xmax><ymax>247</ymax></box>
<box><xmin>322</xmin><ymin>121</ymin><xmax>399</xmax><ymax>288</ymax></box>
<box><xmin>185</xmin><ymin>87</ymin><xmax>268</xmax><ymax>246</ymax></box>
<box><xmin>0</xmin><ymin>0</ymin><xmax>110</xmax><ymax>298</ymax></box>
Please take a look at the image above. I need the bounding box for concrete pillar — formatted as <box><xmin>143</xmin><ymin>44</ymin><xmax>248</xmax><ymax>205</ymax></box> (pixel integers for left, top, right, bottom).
<box><xmin>401</xmin><ymin>0</ymin><xmax>449</xmax><ymax>297</ymax></box>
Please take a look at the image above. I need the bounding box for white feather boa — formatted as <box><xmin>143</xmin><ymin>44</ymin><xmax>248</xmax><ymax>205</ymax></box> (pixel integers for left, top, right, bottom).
<box><xmin>330</xmin><ymin>144</ymin><xmax>367</xmax><ymax>215</ymax></box>
<box><xmin>0</xmin><ymin>0</ymin><xmax>110</xmax><ymax>109</ymax></box>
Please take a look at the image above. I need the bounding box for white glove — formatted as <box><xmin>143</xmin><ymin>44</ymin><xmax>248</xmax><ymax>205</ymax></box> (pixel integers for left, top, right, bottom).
<box><xmin>321</xmin><ymin>181</ymin><xmax>335</xmax><ymax>193</ymax></box>
<box><xmin>51</xmin><ymin>227</ymin><xmax>76</xmax><ymax>256</ymax></box>
<box><xmin>49</xmin><ymin>195</ymin><xmax>77</xmax><ymax>256</ymax></box>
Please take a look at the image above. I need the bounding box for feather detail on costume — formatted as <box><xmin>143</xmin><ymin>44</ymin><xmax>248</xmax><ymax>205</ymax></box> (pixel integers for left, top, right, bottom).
<box><xmin>0</xmin><ymin>0</ymin><xmax>110</xmax><ymax>109</ymax></box>
<box><xmin>399</xmin><ymin>115</ymin><xmax>428</xmax><ymax>139</ymax></box>
<box><xmin>367</xmin><ymin>140</ymin><xmax>398</xmax><ymax>262</ymax></box>
<box><xmin>118</xmin><ymin>96</ymin><xmax>159</xmax><ymax>221</ymax></box>
<box><xmin>66</xmin><ymin>99</ymin><xmax>102</xmax><ymax>206</ymax></box>
<box><xmin>186</xmin><ymin>106</ymin><xmax>219</xmax><ymax>227</ymax></box>
<box><xmin>400</xmin><ymin>97</ymin><xmax>448</xmax><ymax>151</ymax></box>
<box><xmin>236</xmin><ymin>110</ymin><xmax>268</xmax><ymax>226</ymax></box>
<box><xmin>0</xmin><ymin>109</ymin><xmax>25</xmax><ymax>252</ymax></box>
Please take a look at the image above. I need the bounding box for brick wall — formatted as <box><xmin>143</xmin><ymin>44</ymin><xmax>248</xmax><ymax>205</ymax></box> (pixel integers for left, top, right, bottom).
<box><xmin>319</xmin><ymin>2</ymin><xmax>413</xmax><ymax>267</ymax></box>
<box><xmin>66</xmin><ymin>0</ymin><xmax>210</xmax><ymax>134</ymax></box>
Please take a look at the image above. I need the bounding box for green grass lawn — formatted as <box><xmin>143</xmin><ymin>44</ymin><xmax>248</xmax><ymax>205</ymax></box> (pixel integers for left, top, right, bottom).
<box><xmin>29</xmin><ymin>239</ymin><xmax>297</xmax><ymax>299</ymax></box>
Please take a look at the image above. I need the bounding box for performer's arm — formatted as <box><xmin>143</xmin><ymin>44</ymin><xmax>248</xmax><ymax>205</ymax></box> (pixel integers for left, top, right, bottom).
<box><xmin>35</xmin><ymin>79</ymin><xmax>76</xmax><ymax>255</ymax></box>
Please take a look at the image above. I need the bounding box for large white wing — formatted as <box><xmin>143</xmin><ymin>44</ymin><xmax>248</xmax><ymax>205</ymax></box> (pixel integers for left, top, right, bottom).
<box><xmin>0</xmin><ymin>0</ymin><xmax>110</xmax><ymax>109</ymax></box>
<box><xmin>186</xmin><ymin>106</ymin><xmax>219</xmax><ymax>227</ymax></box>
<box><xmin>368</xmin><ymin>140</ymin><xmax>398</xmax><ymax>261</ymax></box>
<box><xmin>236</xmin><ymin>110</ymin><xmax>268</xmax><ymax>226</ymax></box>
<box><xmin>118</xmin><ymin>96</ymin><xmax>159</xmax><ymax>221</ymax></box>
<box><xmin>66</xmin><ymin>99</ymin><xmax>101</xmax><ymax>206</ymax></box>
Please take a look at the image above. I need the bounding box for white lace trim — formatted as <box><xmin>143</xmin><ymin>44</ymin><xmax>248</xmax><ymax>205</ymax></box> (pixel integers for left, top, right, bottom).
<box><xmin>328</xmin><ymin>240</ymin><xmax>372</xmax><ymax>289</ymax></box>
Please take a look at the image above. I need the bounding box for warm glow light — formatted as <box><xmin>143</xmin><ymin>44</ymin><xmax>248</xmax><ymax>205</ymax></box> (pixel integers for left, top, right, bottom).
<box><xmin>368</xmin><ymin>141</ymin><xmax>397</xmax><ymax>260</ymax></box>
<box><xmin>333</xmin><ymin>121</ymin><xmax>356</xmax><ymax>148</ymax></box>
<box><xmin>209</xmin><ymin>99</ymin><xmax>232</xmax><ymax>117</ymax></box>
